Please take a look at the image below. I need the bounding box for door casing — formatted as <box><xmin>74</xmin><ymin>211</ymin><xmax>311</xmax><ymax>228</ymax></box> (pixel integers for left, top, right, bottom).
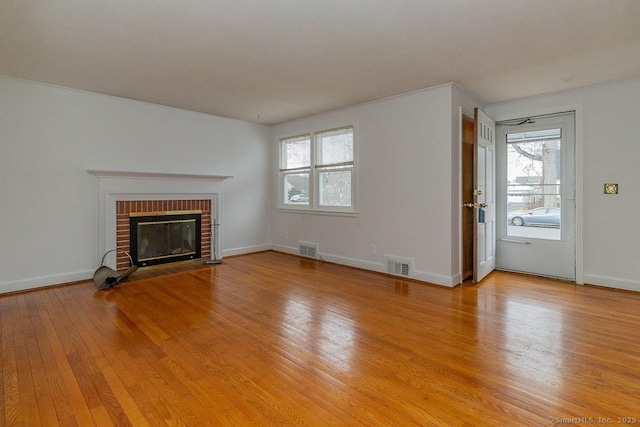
<box><xmin>459</xmin><ymin>105</ymin><xmax>584</xmax><ymax>285</ymax></box>
<box><xmin>495</xmin><ymin>112</ymin><xmax>576</xmax><ymax>280</ymax></box>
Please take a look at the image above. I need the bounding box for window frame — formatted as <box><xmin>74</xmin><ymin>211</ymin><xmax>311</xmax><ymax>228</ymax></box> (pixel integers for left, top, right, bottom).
<box><xmin>278</xmin><ymin>125</ymin><xmax>357</xmax><ymax>214</ymax></box>
<box><xmin>280</xmin><ymin>133</ymin><xmax>312</xmax><ymax>209</ymax></box>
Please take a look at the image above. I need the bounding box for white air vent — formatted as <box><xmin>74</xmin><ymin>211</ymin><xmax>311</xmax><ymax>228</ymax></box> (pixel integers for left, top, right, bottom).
<box><xmin>384</xmin><ymin>255</ymin><xmax>413</xmax><ymax>277</ymax></box>
<box><xmin>299</xmin><ymin>241</ymin><xmax>319</xmax><ymax>259</ymax></box>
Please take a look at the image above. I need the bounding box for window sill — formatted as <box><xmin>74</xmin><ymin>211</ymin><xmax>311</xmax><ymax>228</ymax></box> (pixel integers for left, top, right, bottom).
<box><xmin>276</xmin><ymin>208</ymin><xmax>359</xmax><ymax>218</ymax></box>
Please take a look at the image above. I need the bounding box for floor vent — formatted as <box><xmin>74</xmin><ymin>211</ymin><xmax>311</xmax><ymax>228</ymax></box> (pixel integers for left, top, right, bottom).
<box><xmin>299</xmin><ymin>241</ymin><xmax>319</xmax><ymax>259</ymax></box>
<box><xmin>384</xmin><ymin>255</ymin><xmax>412</xmax><ymax>277</ymax></box>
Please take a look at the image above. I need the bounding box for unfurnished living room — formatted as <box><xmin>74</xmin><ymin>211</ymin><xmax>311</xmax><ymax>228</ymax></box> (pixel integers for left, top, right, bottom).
<box><xmin>1</xmin><ymin>1</ymin><xmax>640</xmax><ymax>426</ymax></box>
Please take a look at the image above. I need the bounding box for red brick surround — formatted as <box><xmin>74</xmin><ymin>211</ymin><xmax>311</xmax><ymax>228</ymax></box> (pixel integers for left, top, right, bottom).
<box><xmin>115</xmin><ymin>200</ymin><xmax>211</xmax><ymax>271</ymax></box>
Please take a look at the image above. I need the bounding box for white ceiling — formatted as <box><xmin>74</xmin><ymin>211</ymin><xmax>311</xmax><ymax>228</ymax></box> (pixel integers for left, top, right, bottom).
<box><xmin>2</xmin><ymin>0</ymin><xmax>639</xmax><ymax>125</ymax></box>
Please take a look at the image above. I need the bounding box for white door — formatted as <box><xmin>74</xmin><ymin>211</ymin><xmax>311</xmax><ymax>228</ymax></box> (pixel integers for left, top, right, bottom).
<box><xmin>496</xmin><ymin>113</ymin><xmax>576</xmax><ymax>280</ymax></box>
<box><xmin>474</xmin><ymin>108</ymin><xmax>496</xmax><ymax>282</ymax></box>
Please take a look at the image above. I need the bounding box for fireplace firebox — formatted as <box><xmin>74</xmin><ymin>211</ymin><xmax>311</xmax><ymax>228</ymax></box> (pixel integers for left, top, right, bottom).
<box><xmin>130</xmin><ymin>211</ymin><xmax>202</xmax><ymax>267</ymax></box>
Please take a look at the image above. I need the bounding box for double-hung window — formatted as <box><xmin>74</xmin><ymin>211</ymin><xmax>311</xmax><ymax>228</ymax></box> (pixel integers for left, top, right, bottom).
<box><xmin>280</xmin><ymin>126</ymin><xmax>355</xmax><ymax>212</ymax></box>
<box><xmin>281</xmin><ymin>134</ymin><xmax>311</xmax><ymax>206</ymax></box>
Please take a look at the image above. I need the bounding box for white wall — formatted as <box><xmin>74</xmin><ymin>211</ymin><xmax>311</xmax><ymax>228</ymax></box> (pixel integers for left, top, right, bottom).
<box><xmin>5</xmin><ymin>74</ymin><xmax>635</xmax><ymax>294</ymax></box>
<box><xmin>486</xmin><ymin>80</ymin><xmax>640</xmax><ymax>291</ymax></box>
<box><xmin>271</xmin><ymin>84</ymin><xmax>463</xmax><ymax>286</ymax></box>
<box><xmin>0</xmin><ymin>77</ymin><xmax>272</xmax><ymax>293</ymax></box>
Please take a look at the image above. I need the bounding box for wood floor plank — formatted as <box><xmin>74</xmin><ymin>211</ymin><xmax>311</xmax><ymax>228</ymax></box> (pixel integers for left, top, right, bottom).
<box><xmin>0</xmin><ymin>297</ymin><xmax>4</xmax><ymax>426</ymax></box>
<box><xmin>1</xmin><ymin>297</ymin><xmax>23</xmax><ymax>427</ymax></box>
<box><xmin>2</xmin><ymin>251</ymin><xmax>640</xmax><ymax>426</ymax></box>
<box><xmin>16</xmin><ymin>294</ymin><xmax>59</xmax><ymax>426</ymax></box>
<box><xmin>11</xmin><ymin>294</ymin><xmax>43</xmax><ymax>426</ymax></box>
<box><xmin>93</xmin><ymin>357</ymin><xmax>150</xmax><ymax>427</ymax></box>
<box><xmin>30</xmin><ymin>292</ymin><xmax>76</xmax><ymax>423</ymax></box>
<box><xmin>39</xmin><ymin>289</ymin><xmax>97</xmax><ymax>426</ymax></box>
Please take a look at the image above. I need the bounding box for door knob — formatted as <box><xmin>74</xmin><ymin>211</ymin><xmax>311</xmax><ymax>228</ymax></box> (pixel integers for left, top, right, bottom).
<box><xmin>463</xmin><ymin>202</ymin><xmax>488</xmax><ymax>209</ymax></box>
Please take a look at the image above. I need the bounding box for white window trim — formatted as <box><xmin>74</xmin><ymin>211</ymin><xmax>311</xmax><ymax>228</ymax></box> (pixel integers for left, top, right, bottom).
<box><xmin>278</xmin><ymin>125</ymin><xmax>357</xmax><ymax>214</ymax></box>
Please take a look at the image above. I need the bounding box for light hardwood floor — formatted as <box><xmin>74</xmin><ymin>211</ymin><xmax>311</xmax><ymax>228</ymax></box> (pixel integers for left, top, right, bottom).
<box><xmin>2</xmin><ymin>251</ymin><xmax>639</xmax><ymax>426</ymax></box>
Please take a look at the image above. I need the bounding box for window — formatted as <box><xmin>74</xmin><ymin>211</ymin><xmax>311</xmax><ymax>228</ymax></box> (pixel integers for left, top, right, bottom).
<box><xmin>279</xmin><ymin>126</ymin><xmax>355</xmax><ymax>212</ymax></box>
<box><xmin>281</xmin><ymin>134</ymin><xmax>311</xmax><ymax>206</ymax></box>
<box><xmin>505</xmin><ymin>128</ymin><xmax>562</xmax><ymax>240</ymax></box>
<box><xmin>316</xmin><ymin>127</ymin><xmax>354</xmax><ymax>208</ymax></box>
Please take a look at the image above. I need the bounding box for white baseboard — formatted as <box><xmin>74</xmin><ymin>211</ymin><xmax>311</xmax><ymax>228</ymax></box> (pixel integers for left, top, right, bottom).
<box><xmin>583</xmin><ymin>274</ymin><xmax>640</xmax><ymax>292</ymax></box>
<box><xmin>411</xmin><ymin>269</ymin><xmax>458</xmax><ymax>287</ymax></box>
<box><xmin>317</xmin><ymin>251</ymin><xmax>388</xmax><ymax>274</ymax></box>
<box><xmin>0</xmin><ymin>244</ymin><xmax>271</xmax><ymax>295</ymax></box>
<box><xmin>0</xmin><ymin>245</ymin><xmax>462</xmax><ymax>294</ymax></box>
<box><xmin>270</xmin><ymin>244</ymin><xmax>457</xmax><ymax>287</ymax></box>
<box><xmin>271</xmin><ymin>243</ymin><xmax>298</xmax><ymax>256</ymax></box>
<box><xmin>222</xmin><ymin>244</ymin><xmax>272</xmax><ymax>258</ymax></box>
<box><xmin>0</xmin><ymin>269</ymin><xmax>94</xmax><ymax>294</ymax></box>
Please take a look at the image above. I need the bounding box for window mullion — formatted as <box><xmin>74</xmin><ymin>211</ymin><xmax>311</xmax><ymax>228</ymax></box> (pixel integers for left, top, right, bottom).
<box><xmin>311</xmin><ymin>132</ymin><xmax>318</xmax><ymax>208</ymax></box>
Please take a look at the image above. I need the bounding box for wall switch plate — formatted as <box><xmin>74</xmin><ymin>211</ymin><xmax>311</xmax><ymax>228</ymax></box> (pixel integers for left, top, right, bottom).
<box><xmin>604</xmin><ymin>183</ymin><xmax>618</xmax><ymax>194</ymax></box>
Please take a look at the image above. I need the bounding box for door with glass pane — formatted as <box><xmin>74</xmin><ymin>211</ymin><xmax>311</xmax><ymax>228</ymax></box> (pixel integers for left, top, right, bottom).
<box><xmin>496</xmin><ymin>113</ymin><xmax>576</xmax><ymax>280</ymax></box>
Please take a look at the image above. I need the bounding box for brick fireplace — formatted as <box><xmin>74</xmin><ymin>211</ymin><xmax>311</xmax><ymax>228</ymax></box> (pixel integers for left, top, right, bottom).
<box><xmin>116</xmin><ymin>199</ymin><xmax>211</xmax><ymax>270</ymax></box>
<box><xmin>88</xmin><ymin>170</ymin><xmax>231</xmax><ymax>271</ymax></box>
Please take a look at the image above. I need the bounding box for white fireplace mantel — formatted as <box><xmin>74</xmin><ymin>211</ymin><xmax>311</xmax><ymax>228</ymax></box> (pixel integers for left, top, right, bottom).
<box><xmin>87</xmin><ymin>169</ymin><xmax>232</xmax><ymax>181</ymax></box>
<box><xmin>88</xmin><ymin>170</ymin><xmax>232</xmax><ymax>269</ymax></box>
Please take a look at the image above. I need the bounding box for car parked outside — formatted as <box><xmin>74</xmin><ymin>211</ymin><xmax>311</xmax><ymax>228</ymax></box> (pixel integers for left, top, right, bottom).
<box><xmin>289</xmin><ymin>194</ymin><xmax>309</xmax><ymax>203</ymax></box>
<box><xmin>507</xmin><ymin>207</ymin><xmax>560</xmax><ymax>227</ymax></box>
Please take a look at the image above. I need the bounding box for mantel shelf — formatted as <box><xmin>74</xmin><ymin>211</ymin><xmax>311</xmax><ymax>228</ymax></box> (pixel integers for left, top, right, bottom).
<box><xmin>87</xmin><ymin>170</ymin><xmax>233</xmax><ymax>181</ymax></box>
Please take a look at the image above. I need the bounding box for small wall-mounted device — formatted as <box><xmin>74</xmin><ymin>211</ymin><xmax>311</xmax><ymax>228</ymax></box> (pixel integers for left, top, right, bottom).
<box><xmin>604</xmin><ymin>183</ymin><xmax>619</xmax><ymax>194</ymax></box>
